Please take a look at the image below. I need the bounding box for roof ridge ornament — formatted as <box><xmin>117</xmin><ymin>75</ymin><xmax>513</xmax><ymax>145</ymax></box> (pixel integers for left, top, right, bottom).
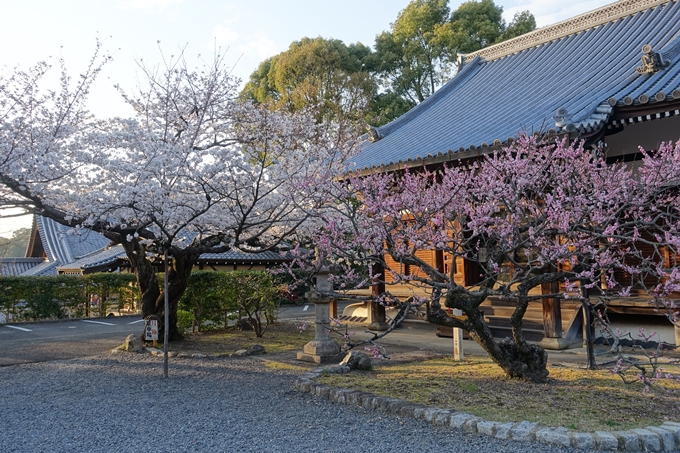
<box><xmin>367</xmin><ymin>126</ymin><xmax>383</xmax><ymax>143</ymax></box>
<box><xmin>553</xmin><ymin>107</ymin><xmax>574</xmax><ymax>128</ymax></box>
<box><xmin>636</xmin><ymin>44</ymin><xmax>671</xmax><ymax>75</ymax></box>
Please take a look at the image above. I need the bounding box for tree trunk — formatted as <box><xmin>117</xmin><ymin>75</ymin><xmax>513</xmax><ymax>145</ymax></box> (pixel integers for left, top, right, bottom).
<box><xmin>428</xmin><ymin>292</ymin><xmax>549</xmax><ymax>383</ymax></box>
<box><xmin>120</xmin><ymin>239</ymin><xmax>197</xmax><ymax>341</ymax></box>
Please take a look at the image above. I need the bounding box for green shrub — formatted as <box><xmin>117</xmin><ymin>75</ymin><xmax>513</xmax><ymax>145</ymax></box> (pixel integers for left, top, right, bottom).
<box><xmin>0</xmin><ymin>273</ymin><xmax>139</xmax><ymax>321</ymax></box>
<box><xmin>176</xmin><ymin>309</ymin><xmax>194</xmax><ymax>333</ymax></box>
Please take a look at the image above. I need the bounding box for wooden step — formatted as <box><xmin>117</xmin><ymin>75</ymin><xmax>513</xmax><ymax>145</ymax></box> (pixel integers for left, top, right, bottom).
<box><xmin>489</xmin><ymin>325</ymin><xmax>545</xmax><ymax>342</ymax></box>
<box><xmin>485</xmin><ymin>316</ymin><xmax>544</xmax><ymax>331</ymax></box>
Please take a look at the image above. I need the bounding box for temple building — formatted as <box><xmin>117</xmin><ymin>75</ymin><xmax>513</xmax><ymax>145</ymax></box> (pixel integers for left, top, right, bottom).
<box><xmin>351</xmin><ymin>0</ymin><xmax>680</xmax><ymax>345</ymax></box>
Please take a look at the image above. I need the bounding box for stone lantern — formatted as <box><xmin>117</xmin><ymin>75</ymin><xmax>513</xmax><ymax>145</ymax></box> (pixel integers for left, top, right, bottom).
<box><xmin>297</xmin><ymin>267</ymin><xmax>344</xmax><ymax>364</ymax></box>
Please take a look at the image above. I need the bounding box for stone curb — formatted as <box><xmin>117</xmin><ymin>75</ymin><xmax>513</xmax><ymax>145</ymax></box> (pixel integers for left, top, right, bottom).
<box><xmin>295</xmin><ymin>366</ymin><xmax>680</xmax><ymax>452</ymax></box>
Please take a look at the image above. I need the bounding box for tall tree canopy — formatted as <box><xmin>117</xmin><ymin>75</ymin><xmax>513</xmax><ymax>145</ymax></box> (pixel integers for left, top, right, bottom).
<box><xmin>374</xmin><ymin>0</ymin><xmax>456</xmax><ymax>104</ymax></box>
<box><xmin>0</xmin><ymin>227</ymin><xmax>30</xmax><ymax>257</ymax></box>
<box><xmin>244</xmin><ymin>0</ymin><xmax>536</xmax><ymax>127</ymax></box>
<box><xmin>241</xmin><ymin>37</ymin><xmax>376</xmax><ymax>125</ymax></box>
<box><xmin>375</xmin><ymin>0</ymin><xmax>536</xmax><ymax>104</ymax></box>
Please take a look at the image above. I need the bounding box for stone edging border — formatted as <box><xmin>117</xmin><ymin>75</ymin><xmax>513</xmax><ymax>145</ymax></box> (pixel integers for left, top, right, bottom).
<box><xmin>295</xmin><ymin>365</ymin><xmax>680</xmax><ymax>452</ymax></box>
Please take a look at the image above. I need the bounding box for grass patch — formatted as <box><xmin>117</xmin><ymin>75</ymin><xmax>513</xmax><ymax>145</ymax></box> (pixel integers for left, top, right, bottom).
<box><xmin>262</xmin><ymin>360</ymin><xmax>309</xmax><ymax>372</ymax></box>
<box><xmin>317</xmin><ymin>356</ymin><xmax>680</xmax><ymax>432</ymax></box>
<box><xmin>170</xmin><ymin>322</ymin><xmax>314</xmax><ymax>356</ymax></box>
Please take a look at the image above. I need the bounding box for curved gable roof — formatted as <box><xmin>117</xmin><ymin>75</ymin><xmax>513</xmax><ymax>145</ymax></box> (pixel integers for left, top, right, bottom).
<box><xmin>353</xmin><ymin>0</ymin><xmax>680</xmax><ymax>171</ymax></box>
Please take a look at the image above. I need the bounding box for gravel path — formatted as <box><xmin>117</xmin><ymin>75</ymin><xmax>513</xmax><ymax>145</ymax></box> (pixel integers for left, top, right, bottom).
<box><xmin>0</xmin><ymin>353</ymin><xmax>589</xmax><ymax>453</ymax></box>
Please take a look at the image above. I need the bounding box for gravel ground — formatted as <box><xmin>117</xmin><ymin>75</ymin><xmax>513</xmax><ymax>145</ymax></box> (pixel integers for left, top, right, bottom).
<box><xmin>0</xmin><ymin>353</ymin><xmax>591</xmax><ymax>453</ymax></box>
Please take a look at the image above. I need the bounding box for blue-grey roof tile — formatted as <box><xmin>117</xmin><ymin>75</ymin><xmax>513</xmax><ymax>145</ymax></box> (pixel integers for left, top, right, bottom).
<box><xmin>20</xmin><ymin>260</ymin><xmax>59</xmax><ymax>277</ymax></box>
<box><xmin>57</xmin><ymin>245</ymin><xmax>126</xmax><ymax>271</ymax></box>
<box><xmin>353</xmin><ymin>0</ymin><xmax>680</xmax><ymax>170</ymax></box>
<box><xmin>0</xmin><ymin>258</ymin><xmax>48</xmax><ymax>276</ymax></box>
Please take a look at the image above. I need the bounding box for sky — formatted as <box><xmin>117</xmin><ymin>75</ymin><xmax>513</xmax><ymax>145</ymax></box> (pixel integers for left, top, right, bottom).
<box><xmin>0</xmin><ymin>0</ymin><xmax>612</xmax><ymax>236</ymax></box>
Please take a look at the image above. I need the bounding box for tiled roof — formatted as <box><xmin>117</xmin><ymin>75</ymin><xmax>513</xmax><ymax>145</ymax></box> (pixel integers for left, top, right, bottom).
<box><xmin>199</xmin><ymin>250</ymin><xmax>292</xmax><ymax>262</ymax></box>
<box><xmin>56</xmin><ymin>245</ymin><xmax>126</xmax><ymax>272</ymax></box>
<box><xmin>33</xmin><ymin>215</ymin><xmax>292</xmax><ymax>273</ymax></box>
<box><xmin>352</xmin><ymin>0</ymin><xmax>680</xmax><ymax>171</ymax></box>
<box><xmin>36</xmin><ymin>216</ymin><xmax>111</xmax><ymax>264</ymax></box>
<box><xmin>20</xmin><ymin>260</ymin><xmax>59</xmax><ymax>277</ymax></box>
<box><xmin>0</xmin><ymin>258</ymin><xmax>48</xmax><ymax>276</ymax></box>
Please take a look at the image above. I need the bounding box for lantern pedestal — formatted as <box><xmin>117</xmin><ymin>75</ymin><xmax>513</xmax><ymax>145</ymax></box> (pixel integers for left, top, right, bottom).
<box><xmin>297</xmin><ymin>296</ymin><xmax>344</xmax><ymax>364</ymax></box>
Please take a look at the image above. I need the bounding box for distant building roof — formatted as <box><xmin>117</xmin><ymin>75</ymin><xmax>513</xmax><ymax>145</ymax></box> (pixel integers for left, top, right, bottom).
<box><xmin>56</xmin><ymin>245</ymin><xmax>127</xmax><ymax>274</ymax></box>
<box><xmin>14</xmin><ymin>216</ymin><xmax>293</xmax><ymax>276</ymax></box>
<box><xmin>0</xmin><ymin>258</ymin><xmax>48</xmax><ymax>276</ymax></box>
<box><xmin>200</xmin><ymin>250</ymin><xmax>292</xmax><ymax>263</ymax></box>
<box><xmin>353</xmin><ymin>0</ymin><xmax>680</xmax><ymax>171</ymax></box>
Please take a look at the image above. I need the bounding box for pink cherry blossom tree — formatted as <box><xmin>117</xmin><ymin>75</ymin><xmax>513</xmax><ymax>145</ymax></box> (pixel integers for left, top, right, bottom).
<box><xmin>0</xmin><ymin>45</ymin><xmax>358</xmax><ymax>340</ymax></box>
<box><xmin>301</xmin><ymin>134</ymin><xmax>680</xmax><ymax>383</ymax></box>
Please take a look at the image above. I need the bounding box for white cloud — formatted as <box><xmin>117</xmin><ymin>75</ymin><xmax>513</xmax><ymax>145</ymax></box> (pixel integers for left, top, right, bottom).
<box><xmin>213</xmin><ymin>24</ymin><xmax>240</xmax><ymax>46</ymax></box>
<box><xmin>237</xmin><ymin>32</ymin><xmax>280</xmax><ymax>61</ymax></box>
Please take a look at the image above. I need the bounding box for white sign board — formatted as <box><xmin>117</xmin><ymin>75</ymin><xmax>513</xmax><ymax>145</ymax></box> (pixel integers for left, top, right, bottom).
<box><xmin>145</xmin><ymin>319</ymin><xmax>159</xmax><ymax>341</ymax></box>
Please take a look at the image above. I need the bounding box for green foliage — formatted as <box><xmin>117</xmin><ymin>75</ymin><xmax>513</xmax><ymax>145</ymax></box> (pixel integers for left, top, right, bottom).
<box><xmin>86</xmin><ymin>273</ymin><xmax>138</xmax><ymax>317</ymax></box>
<box><xmin>0</xmin><ymin>228</ymin><xmax>31</xmax><ymax>257</ymax></box>
<box><xmin>367</xmin><ymin>91</ymin><xmax>417</xmax><ymax>127</ymax></box>
<box><xmin>375</xmin><ymin>0</ymin><xmax>455</xmax><ymax>103</ymax></box>
<box><xmin>222</xmin><ymin>271</ymin><xmax>279</xmax><ymax>338</ymax></box>
<box><xmin>375</xmin><ymin>0</ymin><xmax>536</xmax><ymax>105</ymax></box>
<box><xmin>179</xmin><ymin>270</ymin><xmax>279</xmax><ymax>337</ymax></box>
<box><xmin>241</xmin><ymin>37</ymin><xmax>376</xmax><ymax>125</ymax></box>
<box><xmin>0</xmin><ymin>273</ymin><xmax>139</xmax><ymax>322</ymax></box>
<box><xmin>242</xmin><ymin>1</ymin><xmax>536</xmax><ymax>127</ymax></box>
<box><xmin>176</xmin><ymin>309</ymin><xmax>194</xmax><ymax>333</ymax></box>
<box><xmin>178</xmin><ymin>271</ymin><xmax>228</xmax><ymax>331</ymax></box>
<box><xmin>503</xmin><ymin>11</ymin><xmax>537</xmax><ymax>40</ymax></box>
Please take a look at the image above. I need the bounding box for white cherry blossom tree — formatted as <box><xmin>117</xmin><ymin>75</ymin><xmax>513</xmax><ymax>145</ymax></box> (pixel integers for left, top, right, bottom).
<box><xmin>0</xmin><ymin>46</ymin><xmax>357</xmax><ymax>340</ymax></box>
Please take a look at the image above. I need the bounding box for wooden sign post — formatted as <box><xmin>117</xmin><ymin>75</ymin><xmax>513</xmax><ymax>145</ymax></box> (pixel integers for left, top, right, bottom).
<box><xmin>452</xmin><ymin>309</ymin><xmax>464</xmax><ymax>361</ymax></box>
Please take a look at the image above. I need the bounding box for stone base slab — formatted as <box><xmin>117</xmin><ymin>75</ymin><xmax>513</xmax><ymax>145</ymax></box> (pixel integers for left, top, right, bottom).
<box><xmin>538</xmin><ymin>337</ymin><xmax>579</xmax><ymax>350</ymax></box>
<box><xmin>297</xmin><ymin>351</ymin><xmax>346</xmax><ymax>364</ymax></box>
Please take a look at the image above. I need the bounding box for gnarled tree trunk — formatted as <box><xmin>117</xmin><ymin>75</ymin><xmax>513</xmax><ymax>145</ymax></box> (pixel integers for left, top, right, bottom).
<box><xmin>427</xmin><ymin>292</ymin><xmax>549</xmax><ymax>383</ymax></box>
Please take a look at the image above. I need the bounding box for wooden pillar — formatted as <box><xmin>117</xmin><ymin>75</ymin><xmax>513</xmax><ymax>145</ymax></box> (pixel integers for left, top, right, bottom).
<box><xmin>541</xmin><ymin>279</ymin><xmax>562</xmax><ymax>338</ymax></box>
<box><xmin>330</xmin><ymin>299</ymin><xmax>337</xmax><ymax>319</ymax></box>
<box><xmin>368</xmin><ymin>261</ymin><xmax>389</xmax><ymax>331</ymax></box>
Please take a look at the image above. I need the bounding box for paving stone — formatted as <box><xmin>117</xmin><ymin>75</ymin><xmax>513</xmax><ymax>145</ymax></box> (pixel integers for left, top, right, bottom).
<box><xmin>631</xmin><ymin>428</ymin><xmax>661</xmax><ymax>452</ymax></box>
<box><xmin>494</xmin><ymin>422</ymin><xmax>514</xmax><ymax>440</ymax></box>
<box><xmin>511</xmin><ymin>421</ymin><xmax>539</xmax><ymax>442</ymax></box>
<box><xmin>477</xmin><ymin>420</ymin><xmax>497</xmax><ymax>437</ymax></box>
<box><xmin>314</xmin><ymin>385</ymin><xmax>330</xmax><ymax>398</ymax></box>
<box><xmin>423</xmin><ymin>408</ymin><xmax>440</xmax><ymax>422</ymax></box>
<box><xmin>359</xmin><ymin>394</ymin><xmax>378</xmax><ymax>409</ymax></box>
<box><xmin>569</xmin><ymin>432</ymin><xmax>594</xmax><ymax>450</ymax></box>
<box><xmin>412</xmin><ymin>406</ymin><xmax>427</xmax><ymax>420</ymax></box>
<box><xmin>449</xmin><ymin>413</ymin><xmax>475</xmax><ymax>429</ymax></box>
<box><xmin>662</xmin><ymin>422</ymin><xmax>680</xmax><ymax>428</ymax></box>
<box><xmin>332</xmin><ymin>388</ymin><xmax>355</xmax><ymax>404</ymax></box>
<box><xmin>397</xmin><ymin>404</ymin><xmax>424</xmax><ymax>418</ymax></box>
<box><xmin>535</xmin><ymin>427</ymin><xmax>571</xmax><ymax>448</ymax></box>
<box><xmin>594</xmin><ymin>431</ymin><xmax>619</xmax><ymax>451</ymax></box>
<box><xmin>647</xmin><ymin>426</ymin><xmax>676</xmax><ymax>451</ymax></box>
<box><xmin>614</xmin><ymin>431</ymin><xmax>642</xmax><ymax>452</ymax></box>
<box><xmin>345</xmin><ymin>391</ymin><xmax>363</xmax><ymax>406</ymax></box>
<box><xmin>433</xmin><ymin>410</ymin><xmax>452</xmax><ymax>426</ymax></box>
<box><xmin>593</xmin><ymin>431</ymin><xmax>619</xmax><ymax>450</ymax></box>
<box><xmin>660</xmin><ymin>422</ymin><xmax>680</xmax><ymax>443</ymax></box>
<box><xmin>377</xmin><ymin>397</ymin><xmax>403</xmax><ymax>413</ymax></box>
<box><xmin>462</xmin><ymin>416</ymin><xmax>482</xmax><ymax>433</ymax></box>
